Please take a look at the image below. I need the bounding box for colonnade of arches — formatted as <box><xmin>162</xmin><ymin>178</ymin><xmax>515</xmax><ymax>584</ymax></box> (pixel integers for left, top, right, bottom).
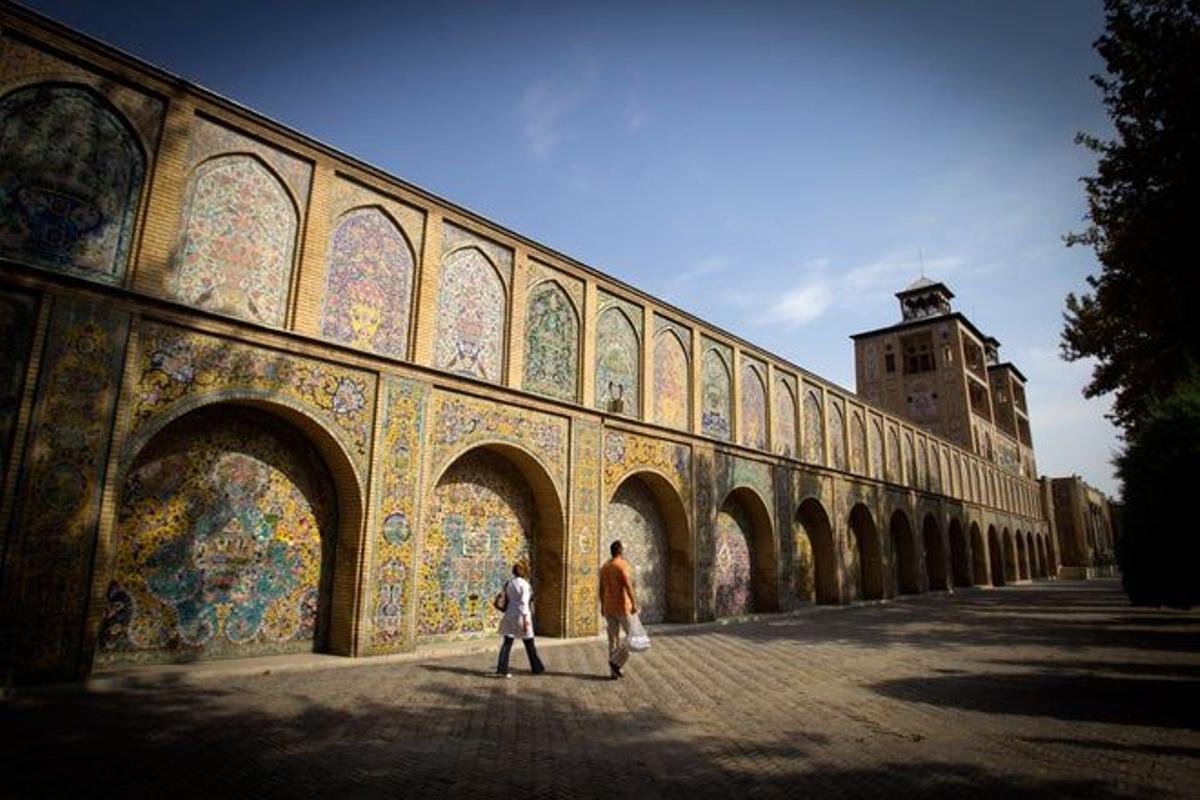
<box><xmin>96</xmin><ymin>398</ymin><xmax>1054</xmax><ymax>669</ymax></box>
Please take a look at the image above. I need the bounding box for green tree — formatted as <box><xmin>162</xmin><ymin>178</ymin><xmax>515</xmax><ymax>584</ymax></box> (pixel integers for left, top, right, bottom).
<box><xmin>1063</xmin><ymin>0</ymin><xmax>1200</xmax><ymax>433</ymax></box>
<box><xmin>1115</xmin><ymin>372</ymin><xmax>1200</xmax><ymax>607</ymax></box>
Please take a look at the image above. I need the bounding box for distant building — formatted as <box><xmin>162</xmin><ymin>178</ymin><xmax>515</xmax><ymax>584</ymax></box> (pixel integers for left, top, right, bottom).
<box><xmin>1043</xmin><ymin>476</ymin><xmax>1120</xmax><ymax>579</ymax></box>
<box><xmin>851</xmin><ymin>278</ymin><xmax>1037</xmax><ymax>483</ymax></box>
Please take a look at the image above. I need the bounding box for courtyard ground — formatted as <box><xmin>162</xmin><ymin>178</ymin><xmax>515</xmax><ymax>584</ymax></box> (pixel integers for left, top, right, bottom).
<box><xmin>3</xmin><ymin>579</ymin><xmax>1199</xmax><ymax>798</ymax></box>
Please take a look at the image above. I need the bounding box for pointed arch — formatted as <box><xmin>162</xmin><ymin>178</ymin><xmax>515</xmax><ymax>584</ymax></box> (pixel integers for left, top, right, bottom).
<box><xmin>828</xmin><ymin>400</ymin><xmax>846</xmax><ymax>470</ymax></box>
<box><xmin>803</xmin><ymin>390</ymin><xmax>824</xmax><ymax>464</ymax></box>
<box><xmin>322</xmin><ymin>205</ymin><xmax>415</xmax><ymax>359</ymax></box>
<box><xmin>653</xmin><ymin>328</ymin><xmax>691</xmax><ymax>430</ymax></box>
<box><xmin>524</xmin><ymin>279</ymin><xmax>580</xmax><ymax>402</ymax></box>
<box><xmin>701</xmin><ymin>348</ymin><xmax>732</xmax><ymax>440</ymax></box>
<box><xmin>435</xmin><ymin>245</ymin><xmax>507</xmax><ymax>383</ymax></box>
<box><xmin>869</xmin><ymin>418</ymin><xmax>884</xmax><ymax>480</ymax></box>
<box><xmin>774</xmin><ymin>377</ymin><xmax>797</xmax><ymax>458</ymax></box>
<box><xmin>740</xmin><ymin>361</ymin><xmax>768</xmax><ymax>450</ymax></box>
<box><xmin>595</xmin><ymin>306</ymin><xmax>640</xmax><ymax>416</ymax></box>
<box><xmin>1002</xmin><ymin>527</ymin><xmax>1019</xmax><ymax>585</ymax></box>
<box><xmin>1016</xmin><ymin>530</ymin><xmax>1030</xmax><ymax>581</ymax></box>
<box><xmin>795</xmin><ymin>497</ymin><xmax>839</xmax><ymax>604</ymax></box>
<box><xmin>0</xmin><ymin>82</ymin><xmax>146</xmax><ymax>283</ymax></box>
<box><xmin>850</xmin><ymin>411</ymin><xmax>866</xmax><ymax>475</ymax></box>
<box><xmin>887</xmin><ymin>427</ymin><xmax>901</xmax><ymax>483</ymax></box>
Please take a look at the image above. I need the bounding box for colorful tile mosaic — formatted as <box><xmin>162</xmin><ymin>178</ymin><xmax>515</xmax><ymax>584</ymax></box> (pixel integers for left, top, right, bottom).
<box><xmin>602</xmin><ymin>429</ymin><xmax>691</xmax><ymax>507</ymax></box>
<box><xmin>417</xmin><ymin>448</ymin><xmax>532</xmax><ymax>641</ymax></box>
<box><xmin>4</xmin><ymin>297</ymin><xmax>128</xmax><ymax>678</ymax></box>
<box><xmin>523</xmin><ymin>280</ymin><xmax>579</xmax><ymax>402</ymax></box>
<box><xmin>694</xmin><ymin>450</ymin><xmax>716</xmax><ymax>620</ymax></box>
<box><xmin>442</xmin><ymin>221</ymin><xmax>513</xmax><ymax>287</ymax></box>
<box><xmin>774</xmin><ymin>375</ymin><xmax>796</xmax><ymax>458</ymax></box>
<box><xmin>793</xmin><ymin>523</ymin><xmax>815</xmax><ymax>603</ymax></box>
<box><xmin>730</xmin><ymin>456</ymin><xmax>773</xmax><ymax>512</ymax></box>
<box><xmin>98</xmin><ymin>406</ymin><xmax>337</xmax><ymax>664</ymax></box>
<box><xmin>429</xmin><ymin>391</ymin><xmax>568</xmax><ymax>498</ymax></box>
<box><xmin>653</xmin><ymin>327</ymin><xmax>690</xmax><ymax>431</ymax></box>
<box><xmin>887</xmin><ymin>427</ymin><xmax>901</xmax><ymax>483</ymax></box>
<box><xmin>173</xmin><ymin>155</ymin><xmax>297</xmax><ymax>326</ymax></box>
<box><xmin>714</xmin><ymin>498</ymin><xmax>753</xmax><ymax>617</ymax></box>
<box><xmin>0</xmin><ymin>288</ymin><xmax>37</xmax><ymax>490</ymax></box>
<box><xmin>594</xmin><ymin>305</ymin><xmax>640</xmax><ymax>417</ymax></box>
<box><xmin>803</xmin><ymin>390</ymin><xmax>824</xmax><ymax>465</ymax></box>
<box><xmin>328</xmin><ymin>176</ymin><xmax>425</xmax><ymax>257</ymax></box>
<box><xmin>700</xmin><ymin>345</ymin><xmax>731</xmax><ymax>440</ymax></box>
<box><xmin>869</xmin><ymin>418</ymin><xmax>884</xmax><ymax>480</ymax></box>
<box><xmin>528</xmin><ymin>259</ymin><xmax>584</xmax><ymax>313</ymax></box>
<box><xmin>366</xmin><ymin>377</ymin><xmax>429</xmax><ymax>653</ymax></box>
<box><xmin>434</xmin><ymin>247</ymin><xmax>506</xmax><ymax>383</ymax></box>
<box><xmin>903</xmin><ymin>433</ymin><xmax>917</xmax><ymax>487</ymax></box>
<box><xmin>321</xmin><ymin>207</ymin><xmax>414</xmax><ymax>359</ymax></box>
<box><xmin>850</xmin><ymin>411</ymin><xmax>866</xmax><ymax>474</ymax></box>
<box><xmin>0</xmin><ymin>84</ymin><xmax>145</xmax><ymax>283</ymax></box>
<box><xmin>568</xmin><ymin>419</ymin><xmax>600</xmax><ymax>636</ymax></box>
<box><xmin>740</xmin><ymin>359</ymin><xmax>767</xmax><ymax>451</ymax></box>
<box><xmin>128</xmin><ymin>322</ymin><xmax>374</xmax><ymax>475</ymax></box>
<box><xmin>606</xmin><ymin>476</ymin><xmax>668</xmax><ymax>623</ymax></box>
<box><xmin>1</xmin><ymin>38</ymin><xmax>165</xmax><ymax>150</ymax></box>
<box><xmin>828</xmin><ymin>399</ymin><xmax>846</xmax><ymax>471</ymax></box>
<box><xmin>186</xmin><ymin>115</ymin><xmax>312</xmax><ymax>205</ymax></box>
<box><xmin>916</xmin><ymin>439</ymin><xmax>928</xmax><ymax>489</ymax></box>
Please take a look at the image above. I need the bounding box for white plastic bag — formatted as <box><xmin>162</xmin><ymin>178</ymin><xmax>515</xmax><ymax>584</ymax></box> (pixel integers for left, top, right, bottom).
<box><xmin>627</xmin><ymin>612</ymin><xmax>651</xmax><ymax>652</ymax></box>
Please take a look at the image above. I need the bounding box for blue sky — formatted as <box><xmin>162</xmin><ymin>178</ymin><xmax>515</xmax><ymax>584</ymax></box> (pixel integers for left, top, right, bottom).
<box><xmin>23</xmin><ymin>0</ymin><xmax>1121</xmax><ymax>495</ymax></box>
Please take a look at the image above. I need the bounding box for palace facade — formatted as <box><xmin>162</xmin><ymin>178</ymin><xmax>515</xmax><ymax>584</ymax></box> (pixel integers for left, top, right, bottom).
<box><xmin>0</xmin><ymin>6</ymin><xmax>1054</xmax><ymax>684</ymax></box>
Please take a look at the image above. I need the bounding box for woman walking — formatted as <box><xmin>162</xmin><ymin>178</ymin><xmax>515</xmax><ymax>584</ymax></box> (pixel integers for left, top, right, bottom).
<box><xmin>495</xmin><ymin>562</ymin><xmax>546</xmax><ymax>677</ymax></box>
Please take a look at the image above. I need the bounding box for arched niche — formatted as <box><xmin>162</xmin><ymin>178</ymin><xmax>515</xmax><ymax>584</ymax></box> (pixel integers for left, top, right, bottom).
<box><xmin>1003</xmin><ymin>528</ymin><xmax>1019</xmax><ymax>584</ymax></box>
<box><xmin>987</xmin><ymin>525</ymin><xmax>1005</xmax><ymax>586</ymax></box>
<box><xmin>0</xmin><ymin>82</ymin><xmax>146</xmax><ymax>284</ymax></box>
<box><xmin>434</xmin><ymin>246</ymin><xmax>507</xmax><ymax>383</ymax></box>
<box><xmin>606</xmin><ymin>471</ymin><xmax>693</xmax><ymax>623</ymax></box>
<box><xmin>96</xmin><ymin>401</ymin><xmax>364</xmax><ymax>666</ymax></box>
<box><xmin>419</xmin><ymin>443</ymin><xmax>566</xmax><ymax>640</ymax></box>
<box><xmin>948</xmin><ymin>517</ymin><xmax>972</xmax><ymax>587</ymax></box>
<box><xmin>848</xmin><ymin>503</ymin><xmax>885</xmax><ymax>601</ymax></box>
<box><xmin>715</xmin><ymin>487</ymin><xmax>778</xmax><ymax>617</ymax></box>
<box><xmin>890</xmin><ymin>509</ymin><xmax>921</xmax><ymax>595</ymax></box>
<box><xmin>971</xmin><ymin>521</ymin><xmax>989</xmax><ymax>587</ymax></box>
<box><xmin>922</xmin><ymin>513</ymin><xmax>948</xmax><ymax>591</ymax></box>
<box><xmin>795</xmin><ymin>497</ymin><xmax>839</xmax><ymax>605</ymax></box>
<box><xmin>523</xmin><ymin>279</ymin><xmax>580</xmax><ymax>402</ymax></box>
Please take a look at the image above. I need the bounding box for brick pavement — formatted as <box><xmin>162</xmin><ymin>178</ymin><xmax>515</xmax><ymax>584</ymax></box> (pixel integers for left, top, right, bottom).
<box><xmin>3</xmin><ymin>579</ymin><xmax>1199</xmax><ymax>798</ymax></box>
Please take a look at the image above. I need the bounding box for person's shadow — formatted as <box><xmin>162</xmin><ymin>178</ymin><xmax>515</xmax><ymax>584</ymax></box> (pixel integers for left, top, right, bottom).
<box><xmin>421</xmin><ymin>664</ymin><xmax>611</xmax><ymax>681</ymax></box>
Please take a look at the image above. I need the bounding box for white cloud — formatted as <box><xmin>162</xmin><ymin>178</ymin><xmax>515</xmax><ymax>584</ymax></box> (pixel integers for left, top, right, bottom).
<box><xmin>625</xmin><ymin>98</ymin><xmax>650</xmax><ymax>133</ymax></box>
<box><xmin>766</xmin><ymin>279</ymin><xmax>835</xmax><ymax>326</ymax></box>
<box><xmin>520</xmin><ymin>79</ymin><xmax>580</xmax><ymax>158</ymax></box>
<box><xmin>669</xmin><ymin>256</ymin><xmax>726</xmax><ymax>287</ymax></box>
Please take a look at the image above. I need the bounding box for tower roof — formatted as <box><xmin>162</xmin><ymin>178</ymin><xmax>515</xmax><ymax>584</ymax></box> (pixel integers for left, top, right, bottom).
<box><xmin>895</xmin><ymin>277</ymin><xmax>955</xmax><ymax>299</ymax></box>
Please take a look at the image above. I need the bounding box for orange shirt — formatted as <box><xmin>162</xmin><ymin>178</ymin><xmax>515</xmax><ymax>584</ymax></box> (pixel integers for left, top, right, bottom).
<box><xmin>599</xmin><ymin>556</ymin><xmax>635</xmax><ymax>617</ymax></box>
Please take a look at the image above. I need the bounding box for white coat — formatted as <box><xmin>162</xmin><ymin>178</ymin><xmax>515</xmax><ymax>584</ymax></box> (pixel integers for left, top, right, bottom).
<box><xmin>498</xmin><ymin>576</ymin><xmax>534</xmax><ymax>639</ymax></box>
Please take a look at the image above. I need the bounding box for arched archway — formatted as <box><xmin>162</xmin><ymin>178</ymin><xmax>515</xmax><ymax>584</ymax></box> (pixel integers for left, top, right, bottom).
<box><xmin>987</xmin><ymin>525</ymin><xmax>1005</xmax><ymax>586</ymax></box>
<box><xmin>97</xmin><ymin>402</ymin><xmax>364</xmax><ymax>666</ymax></box>
<box><xmin>714</xmin><ymin>487</ymin><xmax>778</xmax><ymax>617</ymax></box>
<box><xmin>890</xmin><ymin>509</ymin><xmax>921</xmax><ymax>595</ymax></box>
<box><xmin>606</xmin><ymin>471</ymin><xmax>693</xmax><ymax>623</ymax></box>
<box><xmin>971</xmin><ymin>522</ymin><xmax>988</xmax><ymax>587</ymax></box>
<box><xmin>1039</xmin><ymin>535</ymin><xmax>1052</xmax><ymax>579</ymax></box>
<box><xmin>1003</xmin><ymin>528</ymin><xmax>1019</xmax><ymax>585</ymax></box>
<box><xmin>420</xmin><ymin>442</ymin><xmax>567</xmax><ymax>640</ymax></box>
<box><xmin>1015</xmin><ymin>530</ymin><xmax>1029</xmax><ymax>581</ymax></box>
<box><xmin>795</xmin><ymin>497</ymin><xmax>839</xmax><ymax>605</ymax></box>
<box><xmin>922</xmin><ymin>513</ymin><xmax>948</xmax><ymax>590</ymax></box>
<box><xmin>848</xmin><ymin>504</ymin><xmax>884</xmax><ymax>600</ymax></box>
<box><xmin>949</xmin><ymin>518</ymin><xmax>972</xmax><ymax>587</ymax></box>
<box><xmin>1027</xmin><ymin>531</ymin><xmax>1039</xmax><ymax>579</ymax></box>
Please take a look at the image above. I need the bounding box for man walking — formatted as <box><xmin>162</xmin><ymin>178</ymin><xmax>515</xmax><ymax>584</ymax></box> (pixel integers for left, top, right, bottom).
<box><xmin>599</xmin><ymin>539</ymin><xmax>638</xmax><ymax>679</ymax></box>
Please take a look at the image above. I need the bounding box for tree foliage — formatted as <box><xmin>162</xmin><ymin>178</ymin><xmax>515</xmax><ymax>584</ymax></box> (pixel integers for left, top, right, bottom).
<box><xmin>1115</xmin><ymin>372</ymin><xmax>1200</xmax><ymax>607</ymax></box>
<box><xmin>1063</xmin><ymin>0</ymin><xmax>1200</xmax><ymax>433</ymax></box>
